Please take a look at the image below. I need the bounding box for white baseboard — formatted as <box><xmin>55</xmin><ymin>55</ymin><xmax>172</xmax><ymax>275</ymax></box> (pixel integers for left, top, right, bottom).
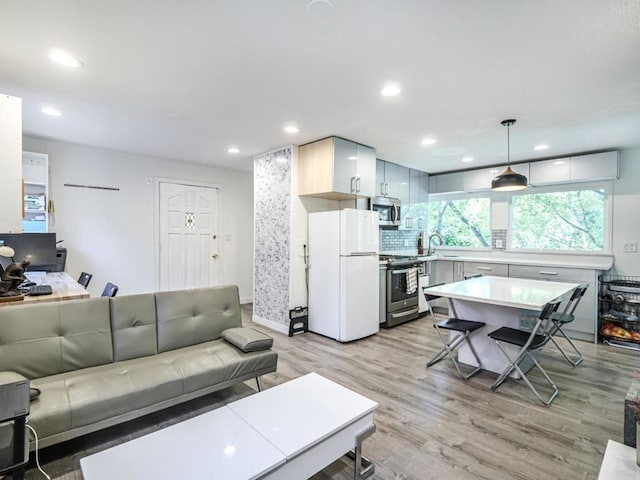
<box><xmin>252</xmin><ymin>315</ymin><xmax>289</xmax><ymax>335</ymax></box>
<box><xmin>240</xmin><ymin>296</ymin><xmax>253</xmax><ymax>305</ymax></box>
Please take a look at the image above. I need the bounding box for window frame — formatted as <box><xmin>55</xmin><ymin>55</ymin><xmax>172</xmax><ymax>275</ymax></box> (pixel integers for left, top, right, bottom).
<box><xmin>507</xmin><ymin>181</ymin><xmax>613</xmax><ymax>255</ymax></box>
<box><xmin>427</xmin><ymin>191</ymin><xmax>492</xmax><ymax>251</ymax></box>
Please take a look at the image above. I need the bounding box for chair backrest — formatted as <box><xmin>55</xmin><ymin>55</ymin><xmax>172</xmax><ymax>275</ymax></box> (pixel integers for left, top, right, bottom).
<box><xmin>464</xmin><ymin>274</ymin><xmax>482</xmax><ymax>280</ymax></box>
<box><xmin>78</xmin><ymin>271</ymin><xmax>93</xmax><ymax>288</ymax></box>
<box><xmin>563</xmin><ymin>283</ymin><xmax>589</xmax><ymax>317</ymax></box>
<box><xmin>101</xmin><ymin>282</ymin><xmax>119</xmax><ymax>297</ymax></box>
<box><xmin>525</xmin><ymin>297</ymin><xmax>563</xmax><ymax>349</ymax></box>
<box><xmin>423</xmin><ymin>283</ymin><xmax>445</xmax><ymax>302</ymax></box>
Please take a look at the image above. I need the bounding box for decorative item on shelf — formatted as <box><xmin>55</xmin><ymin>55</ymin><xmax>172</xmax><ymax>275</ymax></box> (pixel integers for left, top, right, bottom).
<box><xmin>491</xmin><ymin>119</ymin><xmax>528</xmax><ymax>192</ymax></box>
<box><xmin>417</xmin><ymin>233</ymin><xmax>424</xmax><ymax>255</ymax></box>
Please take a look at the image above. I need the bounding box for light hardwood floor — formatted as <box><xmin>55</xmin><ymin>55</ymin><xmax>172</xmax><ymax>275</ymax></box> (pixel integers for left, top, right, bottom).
<box><xmin>245</xmin><ymin>306</ymin><xmax>638</xmax><ymax>480</ymax></box>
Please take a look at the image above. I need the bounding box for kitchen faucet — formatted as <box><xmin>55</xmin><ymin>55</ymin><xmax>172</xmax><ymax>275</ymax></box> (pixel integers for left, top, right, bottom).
<box><xmin>427</xmin><ymin>233</ymin><xmax>443</xmax><ymax>256</ymax></box>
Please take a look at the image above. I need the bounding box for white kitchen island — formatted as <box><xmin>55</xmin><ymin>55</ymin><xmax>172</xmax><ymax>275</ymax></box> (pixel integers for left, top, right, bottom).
<box><xmin>423</xmin><ymin>276</ymin><xmax>579</xmax><ymax>375</ymax></box>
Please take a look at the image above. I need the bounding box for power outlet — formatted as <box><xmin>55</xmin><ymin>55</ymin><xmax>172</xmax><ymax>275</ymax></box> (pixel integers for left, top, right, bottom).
<box><xmin>404</xmin><ymin>239</ymin><xmax>411</xmax><ymax>247</ymax></box>
<box><xmin>623</xmin><ymin>241</ymin><xmax>638</xmax><ymax>253</ymax></box>
<box><xmin>495</xmin><ymin>239</ymin><xmax>503</xmax><ymax>249</ymax></box>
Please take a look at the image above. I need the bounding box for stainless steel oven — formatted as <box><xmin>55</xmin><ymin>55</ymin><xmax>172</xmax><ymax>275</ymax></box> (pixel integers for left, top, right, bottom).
<box><xmin>381</xmin><ymin>256</ymin><xmax>420</xmax><ymax>327</ymax></box>
<box><xmin>370</xmin><ymin>197</ymin><xmax>400</xmax><ymax>228</ymax></box>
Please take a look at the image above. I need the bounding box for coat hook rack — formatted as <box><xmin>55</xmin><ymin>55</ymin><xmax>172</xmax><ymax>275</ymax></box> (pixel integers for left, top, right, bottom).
<box><xmin>63</xmin><ymin>183</ymin><xmax>120</xmax><ymax>191</ymax></box>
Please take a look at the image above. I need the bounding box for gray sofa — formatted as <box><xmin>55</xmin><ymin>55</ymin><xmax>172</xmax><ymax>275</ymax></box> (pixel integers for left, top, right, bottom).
<box><xmin>0</xmin><ymin>284</ymin><xmax>277</xmax><ymax>449</ymax></box>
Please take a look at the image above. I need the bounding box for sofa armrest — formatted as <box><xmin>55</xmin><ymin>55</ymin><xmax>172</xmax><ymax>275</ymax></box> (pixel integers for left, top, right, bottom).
<box><xmin>221</xmin><ymin>327</ymin><xmax>273</xmax><ymax>352</ymax></box>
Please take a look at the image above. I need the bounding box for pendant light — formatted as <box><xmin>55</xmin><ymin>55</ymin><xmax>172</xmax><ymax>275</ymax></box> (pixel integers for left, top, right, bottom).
<box><xmin>491</xmin><ymin>119</ymin><xmax>527</xmax><ymax>191</ymax></box>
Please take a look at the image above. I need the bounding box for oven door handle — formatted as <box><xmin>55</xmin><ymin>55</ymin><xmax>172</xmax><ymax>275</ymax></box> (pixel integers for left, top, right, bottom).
<box><xmin>391</xmin><ymin>307</ymin><xmax>420</xmax><ymax>318</ymax></box>
<box><xmin>391</xmin><ymin>268</ymin><xmax>411</xmax><ymax>275</ymax></box>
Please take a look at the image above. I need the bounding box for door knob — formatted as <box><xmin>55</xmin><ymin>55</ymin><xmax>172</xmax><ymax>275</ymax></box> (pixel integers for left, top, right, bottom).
<box><xmin>212</xmin><ymin>254</ymin><xmax>219</xmax><ymax>259</ymax></box>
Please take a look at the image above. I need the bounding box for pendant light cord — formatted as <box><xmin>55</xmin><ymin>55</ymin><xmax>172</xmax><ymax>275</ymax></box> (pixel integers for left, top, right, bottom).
<box><xmin>507</xmin><ymin>123</ymin><xmax>510</xmax><ymax>165</ymax></box>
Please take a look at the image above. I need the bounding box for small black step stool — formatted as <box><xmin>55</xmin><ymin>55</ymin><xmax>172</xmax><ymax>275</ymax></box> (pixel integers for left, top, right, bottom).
<box><xmin>289</xmin><ymin>307</ymin><xmax>308</xmax><ymax>337</ymax></box>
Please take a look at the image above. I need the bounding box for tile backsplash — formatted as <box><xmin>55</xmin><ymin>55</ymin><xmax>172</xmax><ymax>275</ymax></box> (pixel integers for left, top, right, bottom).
<box><xmin>380</xmin><ymin>229</ymin><xmax>421</xmax><ymax>252</ymax></box>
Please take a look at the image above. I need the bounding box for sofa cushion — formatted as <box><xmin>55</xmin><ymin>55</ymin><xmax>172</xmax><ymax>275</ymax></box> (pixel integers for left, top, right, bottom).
<box><xmin>110</xmin><ymin>293</ymin><xmax>158</xmax><ymax>362</ymax></box>
<box><xmin>27</xmin><ymin>339</ymin><xmax>277</xmax><ymax>440</ymax></box>
<box><xmin>0</xmin><ymin>297</ymin><xmax>113</xmax><ymax>379</ymax></box>
<box><xmin>222</xmin><ymin>327</ymin><xmax>274</xmax><ymax>352</ymax></box>
<box><xmin>163</xmin><ymin>340</ymin><xmax>278</xmax><ymax>394</ymax></box>
<box><xmin>155</xmin><ymin>285</ymin><xmax>242</xmax><ymax>353</ymax></box>
<box><xmin>29</xmin><ymin>355</ymin><xmax>184</xmax><ymax>437</ymax></box>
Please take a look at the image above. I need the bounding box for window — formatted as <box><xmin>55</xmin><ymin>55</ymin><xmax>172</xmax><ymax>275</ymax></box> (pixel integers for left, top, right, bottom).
<box><xmin>510</xmin><ymin>184</ymin><xmax>609</xmax><ymax>252</ymax></box>
<box><xmin>427</xmin><ymin>194</ymin><xmax>491</xmax><ymax>248</ymax></box>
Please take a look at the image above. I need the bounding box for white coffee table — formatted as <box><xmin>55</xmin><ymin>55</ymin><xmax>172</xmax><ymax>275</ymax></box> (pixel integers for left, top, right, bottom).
<box><xmin>80</xmin><ymin>373</ymin><xmax>378</xmax><ymax>480</ymax></box>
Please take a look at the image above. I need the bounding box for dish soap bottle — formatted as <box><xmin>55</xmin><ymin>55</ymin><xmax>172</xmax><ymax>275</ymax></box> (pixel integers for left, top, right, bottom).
<box><xmin>417</xmin><ymin>233</ymin><xmax>424</xmax><ymax>255</ymax></box>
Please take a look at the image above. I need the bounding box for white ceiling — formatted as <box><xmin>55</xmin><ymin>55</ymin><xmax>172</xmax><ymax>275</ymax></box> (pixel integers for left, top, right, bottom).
<box><xmin>1</xmin><ymin>0</ymin><xmax>639</xmax><ymax>173</ymax></box>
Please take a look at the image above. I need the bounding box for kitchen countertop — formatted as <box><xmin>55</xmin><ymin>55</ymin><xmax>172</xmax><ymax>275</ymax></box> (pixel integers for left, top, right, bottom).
<box><xmin>379</xmin><ymin>252</ymin><xmax>613</xmax><ymax>270</ymax></box>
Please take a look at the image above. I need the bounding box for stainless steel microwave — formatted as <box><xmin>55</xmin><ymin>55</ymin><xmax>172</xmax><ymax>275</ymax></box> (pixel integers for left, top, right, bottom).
<box><xmin>370</xmin><ymin>197</ymin><xmax>401</xmax><ymax>227</ymax></box>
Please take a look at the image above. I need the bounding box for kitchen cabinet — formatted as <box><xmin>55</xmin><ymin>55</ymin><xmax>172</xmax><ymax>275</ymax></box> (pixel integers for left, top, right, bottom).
<box><xmin>374</xmin><ymin>159</ymin><xmax>409</xmax><ymax>200</ymax></box>
<box><xmin>22</xmin><ymin>151</ymin><xmax>49</xmax><ymax>233</ymax></box>
<box><xmin>432</xmin><ymin>163</ymin><xmax>529</xmax><ymax>194</ymax></box>
<box><xmin>298</xmin><ymin>137</ymin><xmax>376</xmax><ymax>200</ymax></box>
<box><xmin>404</xmin><ymin>169</ymin><xmax>428</xmax><ymax>230</ymax></box>
<box><xmin>430</xmin><ymin>260</ymin><xmax>454</xmax><ymax>310</ymax></box>
<box><xmin>570</xmin><ymin>151</ymin><xmax>618</xmax><ymax>182</ymax></box>
<box><xmin>528</xmin><ymin>151</ymin><xmax>618</xmax><ymax>186</ymax></box>
<box><xmin>508</xmin><ymin>264</ymin><xmax>597</xmax><ymax>341</ymax></box>
<box><xmin>463</xmin><ymin>261</ymin><xmax>508</xmax><ymax>278</ymax></box>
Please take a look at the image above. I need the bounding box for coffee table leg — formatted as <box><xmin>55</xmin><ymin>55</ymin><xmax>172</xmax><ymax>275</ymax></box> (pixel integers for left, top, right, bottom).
<box><xmin>346</xmin><ymin>423</ymin><xmax>376</xmax><ymax>480</ymax></box>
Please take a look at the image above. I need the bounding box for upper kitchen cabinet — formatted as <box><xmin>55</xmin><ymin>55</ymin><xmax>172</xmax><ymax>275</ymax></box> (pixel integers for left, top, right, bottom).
<box><xmin>431</xmin><ymin>163</ymin><xmax>529</xmax><ymax>194</ymax></box>
<box><xmin>405</xmin><ymin>169</ymin><xmax>428</xmax><ymax>230</ymax></box>
<box><xmin>529</xmin><ymin>151</ymin><xmax>618</xmax><ymax>186</ymax></box>
<box><xmin>298</xmin><ymin>137</ymin><xmax>376</xmax><ymax>200</ymax></box>
<box><xmin>376</xmin><ymin>159</ymin><xmax>410</xmax><ymax>200</ymax></box>
<box><xmin>22</xmin><ymin>151</ymin><xmax>49</xmax><ymax>233</ymax></box>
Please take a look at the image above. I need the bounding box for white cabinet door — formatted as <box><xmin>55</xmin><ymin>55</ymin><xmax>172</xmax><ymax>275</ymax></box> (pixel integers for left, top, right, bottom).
<box><xmin>332</xmin><ymin>137</ymin><xmax>358</xmax><ymax>195</ymax></box>
<box><xmin>436</xmin><ymin>172</ymin><xmax>465</xmax><ymax>193</ymax></box>
<box><xmin>376</xmin><ymin>159</ymin><xmax>386</xmax><ymax>197</ymax></box>
<box><xmin>570</xmin><ymin>151</ymin><xmax>619</xmax><ymax>182</ymax></box>
<box><xmin>529</xmin><ymin>159</ymin><xmax>571</xmax><ymax>185</ymax></box>
<box><xmin>355</xmin><ymin>144</ymin><xmax>376</xmax><ymax>197</ymax></box>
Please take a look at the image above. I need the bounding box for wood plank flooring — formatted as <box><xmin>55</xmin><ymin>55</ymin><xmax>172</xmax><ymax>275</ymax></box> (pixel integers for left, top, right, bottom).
<box><xmin>246</xmin><ymin>306</ymin><xmax>638</xmax><ymax>480</ymax></box>
<box><xmin>20</xmin><ymin>305</ymin><xmax>637</xmax><ymax>479</ymax></box>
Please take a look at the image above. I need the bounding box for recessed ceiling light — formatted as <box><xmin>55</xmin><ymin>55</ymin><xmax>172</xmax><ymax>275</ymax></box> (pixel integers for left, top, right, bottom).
<box><xmin>284</xmin><ymin>125</ymin><xmax>299</xmax><ymax>134</ymax></box>
<box><xmin>41</xmin><ymin>107</ymin><xmax>62</xmax><ymax>117</ymax></box>
<box><xmin>534</xmin><ymin>144</ymin><xmax>549</xmax><ymax>151</ymax></box>
<box><xmin>553</xmin><ymin>160</ymin><xmax>565</xmax><ymax>165</ymax></box>
<box><xmin>421</xmin><ymin>138</ymin><xmax>437</xmax><ymax>146</ymax></box>
<box><xmin>50</xmin><ymin>49</ymin><xmax>83</xmax><ymax>68</ymax></box>
<box><xmin>380</xmin><ymin>84</ymin><xmax>401</xmax><ymax>97</ymax></box>
<box><xmin>227</xmin><ymin>147</ymin><xmax>239</xmax><ymax>154</ymax></box>
<box><xmin>462</xmin><ymin>157</ymin><xmax>474</xmax><ymax>163</ymax></box>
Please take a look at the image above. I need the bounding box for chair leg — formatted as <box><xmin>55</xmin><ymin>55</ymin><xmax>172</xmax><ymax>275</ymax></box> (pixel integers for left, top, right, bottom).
<box><xmin>549</xmin><ymin>325</ymin><xmax>584</xmax><ymax>367</ymax></box>
<box><xmin>427</xmin><ymin>301</ymin><xmax>436</xmax><ymax>319</ymax></box>
<box><xmin>492</xmin><ymin>342</ymin><xmax>558</xmax><ymax>406</ymax></box>
<box><xmin>256</xmin><ymin>377</ymin><xmax>263</xmax><ymax>392</ymax></box>
<box><xmin>427</xmin><ymin>328</ymin><xmax>482</xmax><ymax>380</ymax></box>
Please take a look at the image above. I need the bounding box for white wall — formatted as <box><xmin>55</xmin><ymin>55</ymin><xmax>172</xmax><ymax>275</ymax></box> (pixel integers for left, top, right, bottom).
<box><xmin>611</xmin><ymin>148</ymin><xmax>640</xmax><ymax>275</ymax></box>
<box><xmin>0</xmin><ymin>94</ymin><xmax>22</xmax><ymax>232</ymax></box>
<box><xmin>22</xmin><ymin>136</ymin><xmax>254</xmax><ymax>300</ymax></box>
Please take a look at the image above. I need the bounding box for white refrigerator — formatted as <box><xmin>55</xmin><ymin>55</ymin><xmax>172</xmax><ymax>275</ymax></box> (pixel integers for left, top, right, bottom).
<box><xmin>308</xmin><ymin>209</ymin><xmax>379</xmax><ymax>342</ymax></box>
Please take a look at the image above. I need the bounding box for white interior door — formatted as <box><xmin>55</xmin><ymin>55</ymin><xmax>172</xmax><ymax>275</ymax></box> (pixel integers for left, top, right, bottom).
<box><xmin>159</xmin><ymin>182</ymin><xmax>220</xmax><ymax>291</ymax></box>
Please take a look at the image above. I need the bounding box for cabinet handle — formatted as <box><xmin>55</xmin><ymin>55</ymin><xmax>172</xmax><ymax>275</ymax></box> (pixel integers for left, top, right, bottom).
<box><xmin>381</xmin><ymin>183</ymin><xmax>385</xmax><ymax>196</ymax></box>
<box><xmin>385</xmin><ymin>182</ymin><xmax>388</xmax><ymax>196</ymax></box>
<box><xmin>477</xmin><ymin>267</ymin><xmax>492</xmax><ymax>271</ymax></box>
<box><xmin>356</xmin><ymin>177</ymin><xmax>361</xmax><ymax>192</ymax></box>
<box><xmin>350</xmin><ymin>177</ymin><xmax>356</xmax><ymax>192</ymax></box>
<box><xmin>539</xmin><ymin>271</ymin><xmax>558</xmax><ymax>276</ymax></box>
